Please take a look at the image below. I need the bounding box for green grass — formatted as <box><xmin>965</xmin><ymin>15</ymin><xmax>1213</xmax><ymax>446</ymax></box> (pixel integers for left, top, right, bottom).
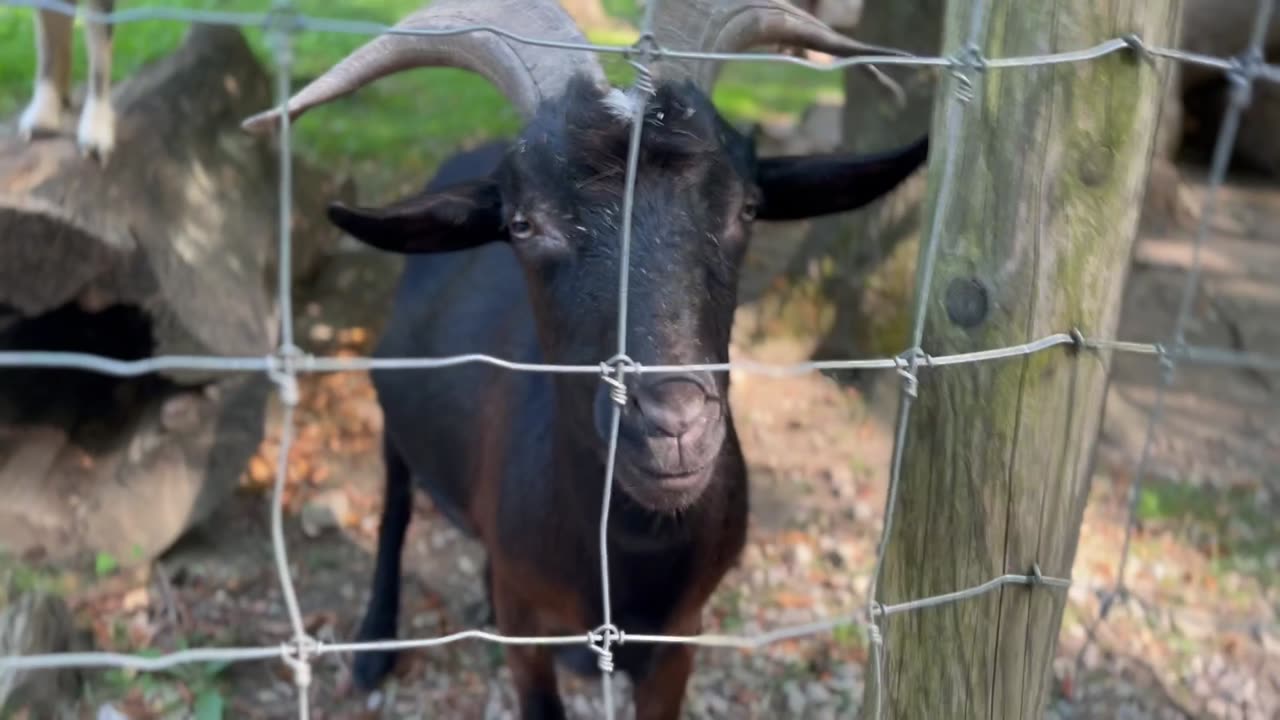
<box><xmin>0</xmin><ymin>0</ymin><xmax>841</xmax><ymax>195</ymax></box>
<box><xmin>1136</xmin><ymin>481</ymin><xmax>1280</xmax><ymax>587</ymax></box>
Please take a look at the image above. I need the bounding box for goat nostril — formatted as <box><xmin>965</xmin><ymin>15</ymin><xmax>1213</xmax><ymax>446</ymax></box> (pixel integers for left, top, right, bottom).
<box><xmin>635</xmin><ymin>377</ymin><xmax>711</xmax><ymax>438</ymax></box>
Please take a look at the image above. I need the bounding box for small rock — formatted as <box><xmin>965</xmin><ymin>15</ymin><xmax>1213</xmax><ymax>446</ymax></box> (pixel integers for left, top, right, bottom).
<box><xmin>301</xmin><ymin>490</ymin><xmax>350</xmax><ymax>537</ymax></box>
<box><xmin>160</xmin><ymin>393</ymin><xmax>203</xmax><ymax>433</ymax></box>
<box><xmin>807</xmin><ymin>681</ymin><xmax>833</xmax><ymax>704</ymax></box>
<box><xmin>121</xmin><ymin>587</ymin><xmax>150</xmax><ymax>612</ymax></box>
<box><xmin>411</xmin><ymin>612</ymin><xmax>441</xmax><ymax>630</ymax></box>
<box><xmin>784</xmin><ymin>681</ymin><xmax>807</xmax><ymax>714</ymax></box>
<box><xmin>787</xmin><ymin>543</ymin><xmax>815</xmax><ymax>569</ymax></box>
<box><xmin>705</xmin><ymin>692</ymin><xmax>730</xmax><ymax>715</ymax></box>
<box><xmin>256</xmin><ymin>688</ymin><xmax>279</xmax><ymax>703</ymax></box>
<box><xmin>852</xmin><ymin>574</ymin><xmax>870</xmax><ymax>597</ymax></box>
<box><xmin>96</xmin><ymin>705</ymin><xmax>129</xmax><ymax>720</ymax></box>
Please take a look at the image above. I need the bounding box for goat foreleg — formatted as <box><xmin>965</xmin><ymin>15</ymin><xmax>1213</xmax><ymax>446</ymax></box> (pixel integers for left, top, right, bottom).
<box><xmin>18</xmin><ymin>4</ymin><xmax>76</xmax><ymax>140</ymax></box>
<box><xmin>633</xmin><ymin>647</ymin><xmax>696</xmax><ymax>720</ymax></box>
<box><xmin>78</xmin><ymin>0</ymin><xmax>117</xmax><ymax>163</ymax></box>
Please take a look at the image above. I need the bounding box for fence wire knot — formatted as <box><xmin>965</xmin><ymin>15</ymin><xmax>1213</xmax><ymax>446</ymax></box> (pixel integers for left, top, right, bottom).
<box><xmin>589</xmin><ymin>624</ymin><xmax>624</xmax><ymax>673</ymax></box>
<box><xmin>1069</xmin><ymin>327</ymin><xmax>1087</xmax><ymax>351</ymax></box>
<box><xmin>947</xmin><ymin>43</ymin><xmax>986</xmax><ymax>103</ymax></box>
<box><xmin>1153</xmin><ymin>342</ymin><xmax>1177</xmax><ymax>384</ymax></box>
<box><xmin>281</xmin><ymin>634</ymin><xmax>320</xmax><ymax>690</ymax></box>
<box><xmin>626</xmin><ymin>32</ymin><xmax>663</xmax><ymax>66</ymax></box>
<box><xmin>264</xmin><ymin>2</ymin><xmax>304</xmax><ymax>36</ymax></box>
<box><xmin>867</xmin><ymin>619</ymin><xmax>884</xmax><ymax>648</ymax></box>
<box><xmin>1120</xmin><ymin>33</ymin><xmax>1154</xmax><ymax>66</ymax></box>
<box><xmin>894</xmin><ymin>348</ymin><xmax>930</xmax><ymax>399</ymax></box>
<box><xmin>600</xmin><ymin>354</ymin><xmax>639</xmax><ymax>407</ymax></box>
<box><xmin>267</xmin><ymin>344</ymin><xmax>304</xmax><ymax>406</ymax></box>
<box><xmin>1226</xmin><ymin>49</ymin><xmax>1264</xmax><ymax>108</ymax></box>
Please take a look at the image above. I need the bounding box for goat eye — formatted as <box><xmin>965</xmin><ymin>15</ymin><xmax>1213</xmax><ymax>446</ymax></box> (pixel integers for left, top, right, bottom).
<box><xmin>740</xmin><ymin>200</ymin><xmax>759</xmax><ymax>222</ymax></box>
<box><xmin>509</xmin><ymin>214</ymin><xmax>535</xmax><ymax>239</ymax></box>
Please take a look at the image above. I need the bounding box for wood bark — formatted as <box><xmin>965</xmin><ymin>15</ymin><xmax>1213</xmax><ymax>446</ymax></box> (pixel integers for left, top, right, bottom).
<box><xmin>0</xmin><ymin>24</ymin><xmax>352</xmax><ymax>567</ymax></box>
<box><xmin>867</xmin><ymin>2</ymin><xmax>1178</xmax><ymax>718</ymax></box>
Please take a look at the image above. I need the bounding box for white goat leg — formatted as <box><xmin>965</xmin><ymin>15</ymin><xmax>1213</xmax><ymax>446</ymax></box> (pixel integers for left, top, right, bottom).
<box><xmin>78</xmin><ymin>0</ymin><xmax>117</xmax><ymax>163</ymax></box>
<box><xmin>18</xmin><ymin>7</ymin><xmax>76</xmax><ymax>141</ymax></box>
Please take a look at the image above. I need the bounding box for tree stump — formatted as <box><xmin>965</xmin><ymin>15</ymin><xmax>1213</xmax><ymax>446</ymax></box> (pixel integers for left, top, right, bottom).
<box><xmin>0</xmin><ymin>23</ymin><xmax>354</xmax><ymax>567</ymax></box>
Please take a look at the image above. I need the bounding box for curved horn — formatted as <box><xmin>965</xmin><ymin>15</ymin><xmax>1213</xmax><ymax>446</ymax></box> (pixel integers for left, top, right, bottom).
<box><xmin>242</xmin><ymin>0</ymin><xmax>607</xmax><ymax>133</ymax></box>
<box><xmin>649</xmin><ymin>0</ymin><xmax>911</xmax><ymax>90</ymax></box>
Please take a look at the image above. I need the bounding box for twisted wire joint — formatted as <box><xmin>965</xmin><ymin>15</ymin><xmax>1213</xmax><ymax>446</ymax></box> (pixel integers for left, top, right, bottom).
<box><xmin>589</xmin><ymin>624</ymin><xmax>624</xmax><ymax>673</ymax></box>
<box><xmin>281</xmin><ymin>634</ymin><xmax>321</xmax><ymax>689</ymax></box>
<box><xmin>600</xmin><ymin>354</ymin><xmax>640</xmax><ymax>407</ymax></box>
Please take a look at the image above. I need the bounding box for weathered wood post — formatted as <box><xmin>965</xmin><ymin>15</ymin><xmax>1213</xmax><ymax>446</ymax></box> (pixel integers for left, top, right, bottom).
<box><xmin>866</xmin><ymin>1</ymin><xmax>1179</xmax><ymax>718</ymax></box>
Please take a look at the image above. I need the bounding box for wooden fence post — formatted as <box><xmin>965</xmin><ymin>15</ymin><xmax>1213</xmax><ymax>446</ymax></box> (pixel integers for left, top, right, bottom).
<box><xmin>866</xmin><ymin>1</ymin><xmax>1180</xmax><ymax>718</ymax></box>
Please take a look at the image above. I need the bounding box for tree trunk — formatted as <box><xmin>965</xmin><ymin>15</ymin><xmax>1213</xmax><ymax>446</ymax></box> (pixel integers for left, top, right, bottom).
<box><xmin>0</xmin><ymin>24</ymin><xmax>353</xmax><ymax>568</ymax></box>
<box><xmin>1142</xmin><ymin>0</ymin><xmax>1279</xmax><ymax>229</ymax></box>
<box><xmin>868</xmin><ymin>1</ymin><xmax>1178</xmax><ymax>718</ymax></box>
<box><xmin>802</xmin><ymin>0</ymin><xmax>943</xmax><ymax>372</ymax></box>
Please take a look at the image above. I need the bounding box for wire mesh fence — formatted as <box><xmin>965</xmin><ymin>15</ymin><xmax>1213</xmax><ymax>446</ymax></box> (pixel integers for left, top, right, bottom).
<box><xmin>0</xmin><ymin>0</ymin><xmax>1277</xmax><ymax>718</ymax></box>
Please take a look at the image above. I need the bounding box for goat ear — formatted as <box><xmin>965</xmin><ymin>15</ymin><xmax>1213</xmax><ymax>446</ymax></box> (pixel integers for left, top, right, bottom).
<box><xmin>326</xmin><ymin>180</ymin><xmax>505</xmax><ymax>254</ymax></box>
<box><xmin>754</xmin><ymin>135</ymin><xmax>929</xmax><ymax>221</ymax></box>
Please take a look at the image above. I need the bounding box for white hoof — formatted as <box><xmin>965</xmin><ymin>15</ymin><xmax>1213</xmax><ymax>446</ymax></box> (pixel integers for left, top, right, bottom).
<box><xmin>17</xmin><ymin>82</ymin><xmax>73</xmax><ymax>140</ymax></box>
<box><xmin>76</xmin><ymin>98</ymin><xmax>117</xmax><ymax>164</ymax></box>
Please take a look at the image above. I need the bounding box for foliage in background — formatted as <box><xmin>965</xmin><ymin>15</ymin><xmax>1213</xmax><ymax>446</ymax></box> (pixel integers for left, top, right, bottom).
<box><xmin>0</xmin><ymin>0</ymin><xmax>841</xmax><ymax>197</ymax></box>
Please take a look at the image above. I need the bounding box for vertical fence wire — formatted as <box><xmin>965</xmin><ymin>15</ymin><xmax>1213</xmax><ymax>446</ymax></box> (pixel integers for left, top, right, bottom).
<box><xmin>863</xmin><ymin>1</ymin><xmax>989</xmax><ymax>717</ymax></box>
<box><xmin>595</xmin><ymin>2</ymin><xmax>663</xmax><ymax>716</ymax></box>
<box><xmin>1073</xmin><ymin>0</ymin><xmax>1277</xmax><ymax>691</ymax></box>
<box><xmin>0</xmin><ymin>1</ymin><xmax>1277</xmax><ymax>718</ymax></box>
<box><xmin>264</xmin><ymin>4</ymin><xmax>313</xmax><ymax>718</ymax></box>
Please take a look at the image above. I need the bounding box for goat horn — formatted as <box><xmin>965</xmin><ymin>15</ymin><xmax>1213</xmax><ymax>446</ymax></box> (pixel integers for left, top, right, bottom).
<box><xmin>649</xmin><ymin>0</ymin><xmax>911</xmax><ymax>90</ymax></box>
<box><xmin>241</xmin><ymin>0</ymin><xmax>607</xmax><ymax>133</ymax></box>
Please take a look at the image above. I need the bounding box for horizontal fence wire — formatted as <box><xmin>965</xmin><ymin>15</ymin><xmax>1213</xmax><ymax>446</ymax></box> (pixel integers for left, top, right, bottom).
<box><xmin>0</xmin><ymin>0</ymin><xmax>1277</xmax><ymax>77</ymax></box>
<box><xmin>1070</xmin><ymin>0</ymin><xmax>1280</xmax><ymax>700</ymax></box>
<box><xmin>1</xmin><ymin>335</ymin><xmax>1279</xmax><ymax>377</ymax></box>
<box><xmin>0</xmin><ymin>0</ymin><xmax>1277</xmax><ymax>718</ymax></box>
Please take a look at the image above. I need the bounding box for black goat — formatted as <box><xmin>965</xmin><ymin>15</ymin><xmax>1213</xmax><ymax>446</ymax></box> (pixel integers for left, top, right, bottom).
<box><xmin>242</xmin><ymin>2</ymin><xmax>927</xmax><ymax>717</ymax></box>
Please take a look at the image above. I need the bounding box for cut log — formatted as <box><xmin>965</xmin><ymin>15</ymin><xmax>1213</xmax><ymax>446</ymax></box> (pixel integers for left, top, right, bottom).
<box><xmin>0</xmin><ymin>23</ymin><xmax>353</xmax><ymax>566</ymax></box>
<box><xmin>0</xmin><ymin>22</ymin><xmax>351</xmax><ymax>382</ymax></box>
<box><xmin>0</xmin><ymin>566</ymin><xmax>81</xmax><ymax>717</ymax></box>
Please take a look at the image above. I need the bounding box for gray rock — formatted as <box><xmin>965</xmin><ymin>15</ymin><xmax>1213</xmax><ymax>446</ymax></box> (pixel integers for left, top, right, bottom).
<box><xmin>300</xmin><ymin>489</ymin><xmax>349</xmax><ymax>538</ymax></box>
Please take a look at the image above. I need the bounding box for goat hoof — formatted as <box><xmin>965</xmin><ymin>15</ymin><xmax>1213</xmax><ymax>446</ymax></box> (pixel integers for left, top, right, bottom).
<box><xmin>351</xmin><ymin>649</ymin><xmax>398</xmax><ymax>692</ymax></box>
<box><xmin>17</xmin><ymin>95</ymin><xmax>72</xmax><ymax>141</ymax></box>
<box><xmin>76</xmin><ymin>100</ymin><xmax>116</xmax><ymax>165</ymax></box>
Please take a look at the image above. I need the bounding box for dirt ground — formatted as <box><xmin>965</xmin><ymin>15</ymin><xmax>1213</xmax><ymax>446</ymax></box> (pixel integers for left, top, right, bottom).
<box><xmin>12</xmin><ymin>161</ymin><xmax>1279</xmax><ymax>719</ymax></box>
